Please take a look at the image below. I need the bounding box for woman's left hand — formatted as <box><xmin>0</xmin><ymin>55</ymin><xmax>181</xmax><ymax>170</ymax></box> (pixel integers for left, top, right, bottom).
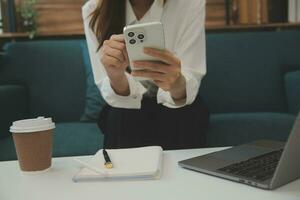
<box><xmin>132</xmin><ymin>48</ymin><xmax>185</xmax><ymax>96</ymax></box>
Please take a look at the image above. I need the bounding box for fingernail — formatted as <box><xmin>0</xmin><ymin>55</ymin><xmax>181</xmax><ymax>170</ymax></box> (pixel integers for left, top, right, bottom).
<box><xmin>144</xmin><ymin>48</ymin><xmax>149</xmax><ymax>53</ymax></box>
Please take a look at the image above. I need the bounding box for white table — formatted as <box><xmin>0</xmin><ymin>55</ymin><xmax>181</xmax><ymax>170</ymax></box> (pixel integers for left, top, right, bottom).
<box><xmin>1</xmin><ymin>147</ymin><xmax>300</xmax><ymax>200</ymax></box>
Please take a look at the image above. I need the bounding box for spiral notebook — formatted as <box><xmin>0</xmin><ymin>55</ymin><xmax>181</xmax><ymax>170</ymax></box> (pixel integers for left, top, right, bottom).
<box><xmin>73</xmin><ymin>146</ymin><xmax>163</xmax><ymax>182</ymax></box>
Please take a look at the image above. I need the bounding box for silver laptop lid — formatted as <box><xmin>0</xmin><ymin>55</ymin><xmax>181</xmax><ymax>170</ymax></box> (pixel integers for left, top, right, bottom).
<box><xmin>271</xmin><ymin>113</ymin><xmax>300</xmax><ymax>189</ymax></box>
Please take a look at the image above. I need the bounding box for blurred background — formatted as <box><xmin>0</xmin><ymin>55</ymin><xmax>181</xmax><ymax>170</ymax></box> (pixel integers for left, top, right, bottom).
<box><xmin>0</xmin><ymin>0</ymin><xmax>299</xmax><ymax>38</ymax></box>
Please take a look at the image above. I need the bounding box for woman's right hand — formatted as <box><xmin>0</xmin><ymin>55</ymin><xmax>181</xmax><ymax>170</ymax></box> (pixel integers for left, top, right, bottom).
<box><xmin>101</xmin><ymin>34</ymin><xmax>130</xmax><ymax>95</ymax></box>
<box><xmin>101</xmin><ymin>34</ymin><xmax>129</xmax><ymax>79</ymax></box>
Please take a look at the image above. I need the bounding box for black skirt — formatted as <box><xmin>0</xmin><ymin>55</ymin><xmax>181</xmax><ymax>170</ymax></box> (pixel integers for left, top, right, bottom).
<box><xmin>97</xmin><ymin>95</ymin><xmax>209</xmax><ymax>150</ymax></box>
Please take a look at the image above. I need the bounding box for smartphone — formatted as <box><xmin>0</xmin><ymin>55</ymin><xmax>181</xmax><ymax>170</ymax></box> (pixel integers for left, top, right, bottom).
<box><xmin>124</xmin><ymin>22</ymin><xmax>165</xmax><ymax>72</ymax></box>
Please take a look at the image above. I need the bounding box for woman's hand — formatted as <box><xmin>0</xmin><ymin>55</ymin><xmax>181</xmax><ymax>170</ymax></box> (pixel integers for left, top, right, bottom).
<box><xmin>132</xmin><ymin>48</ymin><xmax>186</xmax><ymax>101</ymax></box>
<box><xmin>101</xmin><ymin>34</ymin><xmax>130</xmax><ymax>96</ymax></box>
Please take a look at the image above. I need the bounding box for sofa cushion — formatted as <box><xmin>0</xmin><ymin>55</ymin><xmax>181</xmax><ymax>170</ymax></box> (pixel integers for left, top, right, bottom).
<box><xmin>80</xmin><ymin>42</ymin><xmax>106</xmax><ymax>122</ymax></box>
<box><xmin>0</xmin><ymin>85</ymin><xmax>29</xmax><ymax>139</ymax></box>
<box><xmin>0</xmin><ymin>136</ymin><xmax>16</xmax><ymax>161</ymax></box>
<box><xmin>285</xmin><ymin>70</ymin><xmax>300</xmax><ymax>115</ymax></box>
<box><xmin>53</xmin><ymin>122</ymin><xmax>104</xmax><ymax>157</ymax></box>
<box><xmin>206</xmin><ymin>113</ymin><xmax>296</xmax><ymax>147</ymax></box>
<box><xmin>0</xmin><ymin>122</ymin><xmax>104</xmax><ymax>161</ymax></box>
<box><xmin>201</xmin><ymin>30</ymin><xmax>300</xmax><ymax>114</ymax></box>
<box><xmin>0</xmin><ymin>40</ymin><xmax>87</xmax><ymax>122</ymax></box>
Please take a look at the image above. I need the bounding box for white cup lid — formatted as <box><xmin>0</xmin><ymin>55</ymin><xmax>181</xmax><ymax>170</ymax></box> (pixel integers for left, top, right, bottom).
<box><xmin>10</xmin><ymin>117</ymin><xmax>55</xmax><ymax>133</ymax></box>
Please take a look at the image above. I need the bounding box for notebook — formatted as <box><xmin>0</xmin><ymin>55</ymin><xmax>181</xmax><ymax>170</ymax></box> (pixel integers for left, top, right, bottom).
<box><xmin>73</xmin><ymin>146</ymin><xmax>163</xmax><ymax>182</ymax></box>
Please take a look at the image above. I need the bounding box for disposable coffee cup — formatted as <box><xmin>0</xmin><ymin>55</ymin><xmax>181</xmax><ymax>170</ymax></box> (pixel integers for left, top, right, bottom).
<box><xmin>10</xmin><ymin>117</ymin><xmax>55</xmax><ymax>174</ymax></box>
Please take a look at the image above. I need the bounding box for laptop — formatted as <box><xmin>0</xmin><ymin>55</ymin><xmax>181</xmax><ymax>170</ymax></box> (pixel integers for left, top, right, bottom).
<box><xmin>178</xmin><ymin>113</ymin><xmax>300</xmax><ymax>190</ymax></box>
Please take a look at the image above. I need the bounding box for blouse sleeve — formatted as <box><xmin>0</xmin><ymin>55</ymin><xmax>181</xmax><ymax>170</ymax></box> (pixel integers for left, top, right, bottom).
<box><xmin>82</xmin><ymin>1</ymin><xmax>147</xmax><ymax>109</ymax></box>
<box><xmin>157</xmin><ymin>0</ymin><xmax>206</xmax><ymax>108</ymax></box>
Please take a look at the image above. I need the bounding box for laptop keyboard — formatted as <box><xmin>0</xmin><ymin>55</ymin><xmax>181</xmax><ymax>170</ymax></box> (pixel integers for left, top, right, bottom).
<box><xmin>218</xmin><ymin>149</ymin><xmax>283</xmax><ymax>182</ymax></box>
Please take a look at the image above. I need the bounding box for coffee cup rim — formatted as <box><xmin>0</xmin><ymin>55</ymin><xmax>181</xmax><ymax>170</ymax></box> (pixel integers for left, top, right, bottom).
<box><xmin>10</xmin><ymin>117</ymin><xmax>55</xmax><ymax>133</ymax></box>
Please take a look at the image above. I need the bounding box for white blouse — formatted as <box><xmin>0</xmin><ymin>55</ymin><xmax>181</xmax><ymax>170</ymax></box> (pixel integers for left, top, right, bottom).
<box><xmin>82</xmin><ymin>0</ymin><xmax>206</xmax><ymax>109</ymax></box>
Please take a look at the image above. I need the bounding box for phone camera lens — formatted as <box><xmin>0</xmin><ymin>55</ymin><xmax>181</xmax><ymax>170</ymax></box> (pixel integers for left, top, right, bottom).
<box><xmin>129</xmin><ymin>39</ymin><xmax>136</xmax><ymax>44</ymax></box>
<box><xmin>128</xmin><ymin>32</ymin><xmax>135</xmax><ymax>37</ymax></box>
<box><xmin>137</xmin><ymin>34</ymin><xmax>145</xmax><ymax>39</ymax></box>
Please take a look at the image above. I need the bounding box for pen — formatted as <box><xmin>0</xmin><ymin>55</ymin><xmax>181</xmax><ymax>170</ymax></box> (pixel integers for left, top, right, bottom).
<box><xmin>103</xmin><ymin>149</ymin><xmax>113</xmax><ymax>169</ymax></box>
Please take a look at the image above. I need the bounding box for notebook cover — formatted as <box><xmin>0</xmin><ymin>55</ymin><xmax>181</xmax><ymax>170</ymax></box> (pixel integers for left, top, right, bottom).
<box><xmin>73</xmin><ymin>146</ymin><xmax>163</xmax><ymax>182</ymax></box>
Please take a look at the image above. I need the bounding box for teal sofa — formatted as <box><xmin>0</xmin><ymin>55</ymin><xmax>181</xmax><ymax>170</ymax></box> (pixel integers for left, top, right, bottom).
<box><xmin>0</xmin><ymin>30</ymin><xmax>299</xmax><ymax>161</ymax></box>
<box><xmin>0</xmin><ymin>40</ymin><xmax>104</xmax><ymax>161</ymax></box>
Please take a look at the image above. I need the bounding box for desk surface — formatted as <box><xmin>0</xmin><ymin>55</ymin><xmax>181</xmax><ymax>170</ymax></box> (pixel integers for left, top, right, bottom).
<box><xmin>1</xmin><ymin>147</ymin><xmax>300</xmax><ymax>200</ymax></box>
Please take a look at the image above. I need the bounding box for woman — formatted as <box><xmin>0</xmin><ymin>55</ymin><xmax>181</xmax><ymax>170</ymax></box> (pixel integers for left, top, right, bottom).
<box><xmin>82</xmin><ymin>0</ymin><xmax>209</xmax><ymax>150</ymax></box>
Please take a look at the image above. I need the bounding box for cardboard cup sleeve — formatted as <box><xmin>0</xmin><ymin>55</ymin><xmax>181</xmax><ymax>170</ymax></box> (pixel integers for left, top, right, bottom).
<box><xmin>12</xmin><ymin>130</ymin><xmax>53</xmax><ymax>172</ymax></box>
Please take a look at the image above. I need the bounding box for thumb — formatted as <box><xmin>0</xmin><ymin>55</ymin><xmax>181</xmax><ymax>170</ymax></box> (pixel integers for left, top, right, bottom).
<box><xmin>110</xmin><ymin>34</ymin><xmax>125</xmax><ymax>42</ymax></box>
